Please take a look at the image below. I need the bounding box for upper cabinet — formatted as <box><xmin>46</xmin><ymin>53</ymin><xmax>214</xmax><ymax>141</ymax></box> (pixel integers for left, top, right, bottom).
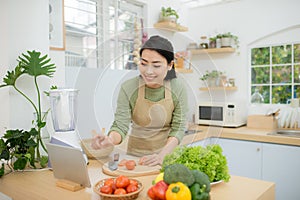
<box><xmin>154</xmin><ymin>21</ymin><xmax>188</xmax><ymax>32</ymax></box>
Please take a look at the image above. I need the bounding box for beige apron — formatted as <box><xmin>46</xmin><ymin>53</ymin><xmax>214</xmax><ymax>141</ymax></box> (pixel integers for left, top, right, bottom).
<box><xmin>127</xmin><ymin>79</ymin><xmax>174</xmax><ymax>156</ymax></box>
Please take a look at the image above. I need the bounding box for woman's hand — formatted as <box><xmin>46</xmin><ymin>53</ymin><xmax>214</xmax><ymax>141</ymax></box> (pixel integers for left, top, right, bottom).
<box><xmin>138</xmin><ymin>137</ymin><xmax>179</xmax><ymax>166</ymax></box>
<box><xmin>91</xmin><ymin>130</ymin><xmax>122</xmax><ymax>149</ymax></box>
<box><xmin>91</xmin><ymin>134</ymin><xmax>114</xmax><ymax>150</ymax></box>
<box><xmin>139</xmin><ymin>154</ymin><xmax>163</xmax><ymax>166</ymax></box>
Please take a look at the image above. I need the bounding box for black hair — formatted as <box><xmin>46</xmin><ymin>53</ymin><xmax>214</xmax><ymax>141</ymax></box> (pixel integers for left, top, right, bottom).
<box><xmin>139</xmin><ymin>35</ymin><xmax>176</xmax><ymax>80</ymax></box>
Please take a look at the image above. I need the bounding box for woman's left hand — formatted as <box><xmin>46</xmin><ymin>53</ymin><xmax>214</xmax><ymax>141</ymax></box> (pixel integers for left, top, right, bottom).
<box><xmin>139</xmin><ymin>154</ymin><xmax>163</xmax><ymax>166</ymax></box>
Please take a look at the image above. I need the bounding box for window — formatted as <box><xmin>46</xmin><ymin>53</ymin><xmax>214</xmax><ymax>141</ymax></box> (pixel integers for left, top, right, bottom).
<box><xmin>64</xmin><ymin>0</ymin><xmax>98</xmax><ymax>68</ymax></box>
<box><xmin>64</xmin><ymin>0</ymin><xmax>145</xmax><ymax>69</ymax></box>
<box><xmin>251</xmin><ymin>43</ymin><xmax>300</xmax><ymax>104</ymax></box>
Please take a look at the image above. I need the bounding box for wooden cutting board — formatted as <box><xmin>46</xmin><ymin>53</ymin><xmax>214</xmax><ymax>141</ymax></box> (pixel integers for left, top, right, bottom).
<box><xmin>102</xmin><ymin>158</ymin><xmax>161</xmax><ymax>177</ymax></box>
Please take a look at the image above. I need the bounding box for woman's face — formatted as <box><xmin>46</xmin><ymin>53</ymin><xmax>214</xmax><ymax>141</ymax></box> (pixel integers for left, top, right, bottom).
<box><xmin>139</xmin><ymin>49</ymin><xmax>173</xmax><ymax>88</ymax></box>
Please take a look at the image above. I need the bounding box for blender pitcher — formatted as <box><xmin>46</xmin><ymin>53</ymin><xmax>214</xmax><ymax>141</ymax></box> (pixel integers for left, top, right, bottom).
<box><xmin>49</xmin><ymin>88</ymin><xmax>79</xmax><ymax>132</ymax></box>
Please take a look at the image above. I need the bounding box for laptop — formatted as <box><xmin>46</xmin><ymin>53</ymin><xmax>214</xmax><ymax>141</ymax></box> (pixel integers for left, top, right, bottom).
<box><xmin>46</xmin><ymin>143</ymin><xmax>91</xmax><ymax>188</ymax></box>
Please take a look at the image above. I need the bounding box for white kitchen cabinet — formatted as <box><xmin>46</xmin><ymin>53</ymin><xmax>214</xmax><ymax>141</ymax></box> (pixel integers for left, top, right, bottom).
<box><xmin>262</xmin><ymin>143</ymin><xmax>300</xmax><ymax>200</ymax></box>
<box><xmin>188</xmin><ymin>138</ymin><xmax>212</xmax><ymax>147</ymax></box>
<box><xmin>211</xmin><ymin>138</ymin><xmax>263</xmax><ymax>179</ymax></box>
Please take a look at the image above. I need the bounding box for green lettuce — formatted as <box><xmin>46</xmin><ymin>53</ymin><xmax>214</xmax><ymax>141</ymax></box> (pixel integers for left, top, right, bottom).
<box><xmin>161</xmin><ymin>144</ymin><xmax>230</xmax><ymax>182</ymax></box>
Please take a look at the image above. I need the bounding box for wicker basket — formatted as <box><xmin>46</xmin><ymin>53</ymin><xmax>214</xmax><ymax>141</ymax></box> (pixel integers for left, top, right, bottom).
<box><xmin>93</xmin><ymin>178</ymin><xmax>143</xmax><ymax>200</ymax></box>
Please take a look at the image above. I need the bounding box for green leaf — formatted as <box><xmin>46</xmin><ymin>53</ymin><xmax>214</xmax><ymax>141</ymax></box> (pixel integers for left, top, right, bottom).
<box><xmin>13</xmin><ymin>157</ymin><xmax>28</xmax><ymax>170</ymax></box>
<box><xmin>44</xmin><ymin>85</ymin><xmax>58</xmax><ymax>96</ymax></box>
<box><xmin>26</xmin><ymin>138</ymin><xmax>37</xmax><ymax>147</ymax></box>
<box><xmin>18</xmin><ymin>50</ymin><xmax>56</xmax><ymax>78</ymax></box>
<box><xmin>0</xmin><ymin>163</ymin><xmax>4</xmax><ymax>177</ymax></box>
<box><xmin>28</xmin><ymin>128</ymin><xmax>39</xmax><ymax>137</ymax></box>
<box><xmin>40</xmin><ymin>156</ymin><xmax>49</xmax><ymax>168</ymax></box>
<box><xmin>162</xmin><ymin>144</ymin><xmax>230</xmax><ymax>183</ymax></box>
<box><xmin>3</xmin><ymin>129</ymin><xmax>24</xmax><ymax>140</ymax></box>
<box><xmin>0</xmin><ymin>64</ymin><xmax>24</xmax><ymax>87</ymax></box>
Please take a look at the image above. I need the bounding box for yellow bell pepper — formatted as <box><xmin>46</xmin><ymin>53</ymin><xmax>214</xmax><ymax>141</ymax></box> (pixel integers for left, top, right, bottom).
<box><xmin>154</xmin><ymin>172</ymin><xmax>164</xmax><ymax>184</ymax></box>
<box><xmin>166</xmin><ymin>182</ymin><xmax>191</xmax><ymax>200</ymax></box>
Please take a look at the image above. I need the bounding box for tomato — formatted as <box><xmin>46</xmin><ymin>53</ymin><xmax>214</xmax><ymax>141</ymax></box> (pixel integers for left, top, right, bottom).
<box><xmin>129</xmin><ymin>179</ymin><xmax>139</xmax><ymax>187</ymax></box>
<box><xmin>152</xmin><ymin>180</ymin><xmax>168</xmax><ymax>200</ymax></box>
<box><xmin>147</xmin><ymin>186</ymin><xmax>157</xmax><ymax>200</ymax></box>
<box><xmin>114</xmin><ymin>188</ymin><xmax>127</xmax><ymax>195</ymax></box>
<box><xmin>126</xmin><ymin>184</ymin><xmax>138</xmax><ymax>193</ymax></box>
<box><xmin>125</xmin><ymin>160</ymin><xmax>136</xmax><ymax>170</ymax></box>
<box><xmin>100</xmin><ymin>185</ymin><xmax>113</xmax><ymax>194</ymax></box>
<box><xmin>115</xmin><ymin>175</ymin><xmax>130</xmax><ymax>188</ymax></box>
<box><xmin>104</xmin><ymin>178</ymin><xmax>115</xmax><ymax>187</ymax></box>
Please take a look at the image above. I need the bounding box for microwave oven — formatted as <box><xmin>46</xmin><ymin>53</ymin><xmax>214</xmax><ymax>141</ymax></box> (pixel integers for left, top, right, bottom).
<box><xmin>196</xmin><ymin>102</ymin><xmax>247</xmax><ymax>127</ymax></box>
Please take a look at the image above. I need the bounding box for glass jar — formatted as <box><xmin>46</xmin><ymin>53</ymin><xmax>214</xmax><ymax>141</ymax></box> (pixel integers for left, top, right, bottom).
<box><xmin>251</xmin><ymin>88</ymin><xmax>264</xmax><ymax>103</ymax></box>
<box><xmin>199</xmin><ymin>36</ymin><xmax>208</xmax><ymax>49</ymax></box>
<box><xmin>229</xmin><ymin>78</ymin><xmax>235</xmax><ymax>87</ymax></box>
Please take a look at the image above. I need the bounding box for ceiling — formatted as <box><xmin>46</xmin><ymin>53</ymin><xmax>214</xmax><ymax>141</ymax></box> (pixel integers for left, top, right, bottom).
<box><xmin>179</xmin><ymin>0</ymin><xmax>239</xmax><ymax>8</ymax></box>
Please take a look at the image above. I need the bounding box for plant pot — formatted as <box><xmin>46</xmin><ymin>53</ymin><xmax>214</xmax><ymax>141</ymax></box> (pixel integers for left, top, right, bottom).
<box><xmin>219</xmin><ymin>75</ymin><xmax>227</xmax><ymax>86</ymax></box>
<box><xmin>209</xmin><ymin>41</ymin><xmax>216</xmax><ymax>48</ymax></box>
<box><xmin>221</xmin><ymin>37</ymin><xmax>232</xmax><ymax>47</ymax></box>
<box><xmin>159</xmin><ymin>13</ymin><xmax>177</xmax><ymax>23</ymax></box>
<box><xmin>207</xmin><ymin>78</ymin><xmax>217</xmax><ymax>87</ymax></box>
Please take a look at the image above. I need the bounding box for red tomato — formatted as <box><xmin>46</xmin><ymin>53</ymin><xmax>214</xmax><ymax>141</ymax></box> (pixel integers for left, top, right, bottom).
<box><xmin>104</xmin><ymin>178</ymin><xmax>114</xmax><ymax>187</ymax></box>
<box><xmin>114</xmin><ymin>188</ymin><xmax>127</xmax><ymax>195</ymax></box>
<box><xmin>126</xmin><ymin>184</ymin><xmax>138</xmax><ymax>193</ymax></box>
<box><xmin>147</xmin><ymin>186</ymin><xmax>157</xmax><ymax>200</ymax></box>
<box><xmin>125</xmin><ymin>160</ymin><xmax>136</xmax><ymax>170</ymax></box>
<box><xmin>115</xmin><ymin>175</ymin><xmax>130</xmax><ymax>188</ymax></box>
<box><xmin>100</xmin><ymin>185</ymin><xmax>113</xmax><ymax>194</ymax></box>
<box><xmin>152</xmin><ymin>180</ymin><xmax>168</xmax><ymax>200</ymax></box>
<box><xmin>129</xmin><ymin>179</ymin><xmax>138</xmax><ymax>187</ymax></box>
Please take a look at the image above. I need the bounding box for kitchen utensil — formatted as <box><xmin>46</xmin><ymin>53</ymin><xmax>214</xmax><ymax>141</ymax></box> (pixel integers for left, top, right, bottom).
<box><xmin>108</xmin><ymin>153</ymin><xmax>119</xmax><ymax>171</ymax></box>
<box><xmin>49</xmin><ymin>88</ymin><xmax>79</xmax><ymax>132</ymax></box>
<box><xmin>81</xmin><ymin>139</ymin><xmax>113</xmax><ymax>159</ymax></box>
<box><xmin>93</xmin><ymin>178</ymin><xmax>143</xmax><ymax>200</ymax></box>
<box><xmin>102</xmin><ymin>158</ymin><xmax>161</xmax><ymax>177</ymax></box>
<box><xmin>289</xmin><ymin>108</ymin><xmax>298</xmax><ymax>128</ymax></box>
<box><xmin>266</xmin><ymin>109</ymin><xmax>280</xmax><ymax>117</ymax></box>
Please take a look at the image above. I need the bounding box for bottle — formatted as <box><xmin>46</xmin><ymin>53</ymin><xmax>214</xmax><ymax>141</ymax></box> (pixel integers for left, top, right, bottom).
<box><xmin>251</xmin><ymin>88</ymin><xmax>264</xmax><ymax>103</ymax></box>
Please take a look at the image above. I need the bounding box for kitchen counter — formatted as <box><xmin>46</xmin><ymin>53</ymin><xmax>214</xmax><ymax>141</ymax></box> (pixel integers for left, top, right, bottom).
<box><xmin>0</xmin><ymin>159</ymin><xmax>275</xmax><ymax>200</ymax></box>
<box><xmin>182</xmin><ymin>125</ymin><xmax>300</xmax><ymax>146</ymax></box>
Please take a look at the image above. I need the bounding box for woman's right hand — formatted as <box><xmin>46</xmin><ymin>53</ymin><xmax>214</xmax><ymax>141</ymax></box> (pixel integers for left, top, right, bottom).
<box><xmin>91</xmin><ymin>132</ymin><xmax>114</xmax><ymax>150</ymax></box>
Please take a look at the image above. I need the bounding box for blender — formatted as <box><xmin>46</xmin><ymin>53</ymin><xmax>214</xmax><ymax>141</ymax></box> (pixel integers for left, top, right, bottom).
<box><xmin>48</xmin><ymin>88</ymin><xmax>87</xmax><ymax>162</ymax></box>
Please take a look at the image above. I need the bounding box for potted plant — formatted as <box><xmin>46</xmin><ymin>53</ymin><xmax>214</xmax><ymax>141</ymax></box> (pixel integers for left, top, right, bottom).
<box><xmin>217</xmin><ymin>32</ymin><xmax>239</xmax><ymax>49</ymax></box>
<box><xmin>159</xmin><ymin>7</ymin><xmax>179</xmax><ymax>23</ymax></box>
<box><xmin>0</xmin><ymin>50</ymin><xmax>56</xmax><ymax>177</ymax></box>
<box><xmin>209</xmin><ymin>36</ymin><xmax>217</xmax><ymax>48</ymax></box>
<box><xmin>200</xmin><ymin>70</ymin><xmax>226</xmax><ymax>87</ymax></box>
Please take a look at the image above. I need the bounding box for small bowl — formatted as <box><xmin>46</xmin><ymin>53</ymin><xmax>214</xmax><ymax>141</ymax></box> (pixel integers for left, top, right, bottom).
<box><xmin>81</xmin><ymin>139</ymin><xmax>113</xmax><ymax>159</ymax></box>
<box><xmin>93</xmin><ymin>178</ymin><xmax>143</xmax><ymax>200</ymax></box>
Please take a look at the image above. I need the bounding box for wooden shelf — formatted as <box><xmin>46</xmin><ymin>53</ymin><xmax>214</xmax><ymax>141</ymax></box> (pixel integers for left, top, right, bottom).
<box><xmin>154</xmin><ymin>21</ymin><xmax>188</xmax><ymax>32</ymax></box>
<box><xmin>199</xmin><ymin>86</ymin><xmax>238</xmax><ymax>91</ymax></box>
<box><xmin>190</xmin><ymin>47</ymin><xmax>235</xmax><ymax>55</ymax></box>
<box><xmin>175</xmin><ymin>68</ymin><xmax>193</xmax><ymax>73</ymax></box>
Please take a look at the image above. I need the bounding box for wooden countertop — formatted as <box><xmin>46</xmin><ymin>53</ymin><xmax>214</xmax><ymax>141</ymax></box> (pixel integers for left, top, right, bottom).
<box><xmin>0</xmin><ymin>160</ymin><xmax>274</xmax><ymax>200</ymax></box>
<box><xmin>182</xmin><ymin>125</ymin><xmax>300</xmax><ymax>146</ymax></box>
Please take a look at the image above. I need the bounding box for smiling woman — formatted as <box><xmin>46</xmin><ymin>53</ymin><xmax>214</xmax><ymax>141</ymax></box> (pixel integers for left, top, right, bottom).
<box><xmin>92</xmin><ymin>35</ymin><xmax>189</xmax><ymax>167</ymax></box>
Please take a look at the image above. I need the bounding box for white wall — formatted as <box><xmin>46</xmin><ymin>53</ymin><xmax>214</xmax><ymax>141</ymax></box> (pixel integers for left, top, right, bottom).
<box><xmin>0</xmin><ymin>0</ymin><xmax>65</xmax><ymax>136</ymax></box>
<box><xmin>186</xmin><ymin>0</ymin><xmax>300</xmax><ymax>115</ymax></box>
<box><xmin>2</xmin><ymin>0</ymin><xmax>300</xmax><ymax>136</ymax></box>
<box><xmin>0</xmin><ymin>0</ymin><xmax>50</xmax><ymax>134</ymax></box>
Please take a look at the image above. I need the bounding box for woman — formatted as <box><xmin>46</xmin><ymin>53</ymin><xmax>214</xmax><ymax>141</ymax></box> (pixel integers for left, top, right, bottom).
<box><xmin>92</xmin><ymin>35</ymin><xmax>188</xmax><ymax>166</ymax></box>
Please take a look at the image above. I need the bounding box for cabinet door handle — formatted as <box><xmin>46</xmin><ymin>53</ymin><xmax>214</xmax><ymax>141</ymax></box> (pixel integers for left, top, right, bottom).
<box><xmin>256</xmin><ymin>148</ymin><xmax>260</xmax><ymax>152</ymax></box>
